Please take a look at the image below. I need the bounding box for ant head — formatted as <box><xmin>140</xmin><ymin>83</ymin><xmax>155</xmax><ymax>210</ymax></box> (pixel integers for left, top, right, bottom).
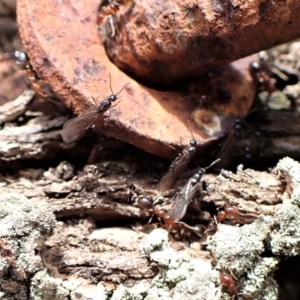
<box><xmin>108</xmin><ymin>94</ymin><xmax>117</xmax><ymax>102</ymax></box>
<box><xmin>186</xmin><ymin>137</ymin><xmax>197</xmax><ymax>153</ymax></box>
<box><xmin>14</xmin><ymin>51</ymin><xmax>28</xmax><ymax>63</ymax></box>
<box><xmin>109</xmin><ymin>1</ymin><xmax>120</xmax><ymax>10</ymax></box>
<box><xmin>108</xmin><ymin>73</ymin><xmax>130</xmax><ymax>98</ymax></box>
<box><xmin>220</xmin><ymin>271</ymin><xmax>233</xmax><ymax>282</ymax></box>
<box><xmin>250</xmin><ymin>61</ymin><xmax>260</xmax><ymax>72</ymax></box>
<box><xmin>197</xmin><ymin>168</ymin><xmax>205</xmax><ymax>176</ymax></box>
<box><xmin>193</xmin><ymin>224</ymin><xmax>205</xmax><ymax>237</ymax></box>
<box><xmin>190</xmin><ymin>139</ymin><xmax>197</xmax><ymax>147</ymax></box>
<box><xmin>235</xmin><ymin>118</ymin><xmax>241</xmax><ymax>125</ymax></box>
<box><xmin>224</xmin><ymin>206</ymin><xmax>238</xmax><ymax>218</ymax></box>
<box><xmin>137</xmin><ymin>197</ymin><xmax>153</xmax><ymax>210</ymax></box>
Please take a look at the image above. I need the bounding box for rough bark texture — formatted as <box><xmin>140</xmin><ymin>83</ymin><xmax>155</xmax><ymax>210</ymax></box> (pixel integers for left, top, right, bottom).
<box><xmin>1</xmin><ymin>157</ymin><xmax>300</xmax><ymax>299</ymax></box>
<box><xmin>102</xmin><ymin>0</ymin><xmax>300</xmax><ymax>85</ymax></box>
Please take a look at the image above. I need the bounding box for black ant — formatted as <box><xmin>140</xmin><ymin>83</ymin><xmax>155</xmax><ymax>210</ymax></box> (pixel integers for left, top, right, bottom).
<box><xmin>61</xmin><ymin>74</ymin><xmax>129</xmax><ymax>143</ymax></box>
<box><xmin>156</xmin><ymin>139</ymin><xmax>197</xmax><ymax>192</ymax></box>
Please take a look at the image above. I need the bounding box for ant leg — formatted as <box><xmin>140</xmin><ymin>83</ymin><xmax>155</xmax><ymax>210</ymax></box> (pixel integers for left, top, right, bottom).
<box><xmin>108</xmin><ymin>15</ymin><xmax>116</xmax><ymax>37</ymax></box>
<box><xmin>110</xmin><ymin>100</ymin><xmax>120</xmax><ymax>109</ymax></box>
<box><xmin>104</xmin><ymin>100</ymin><xmax>120</xmax><ymax>121</ymax></box>
<box><xmin>102</xmin><ymin>109</ymin><xmax>117</xmax><ymax>127</ymax></box>
<box><xmin>30</xmin><ymin>82</ymin><xmax>48</xmax><ymax>98</ymax></box>
<box><xmin>97</xmin><ymin>12</ymin><xmax>104</xmax><ymax>28</ymax></box>
<box><xmin>0</xmin><ymin>52</ymin><xmax>14</xmax><ymax>61</ymax></box>
<box><xmin>25</xmin><ymin>64</ymin><xmax>50</xmax><ymax>98</ymax></box>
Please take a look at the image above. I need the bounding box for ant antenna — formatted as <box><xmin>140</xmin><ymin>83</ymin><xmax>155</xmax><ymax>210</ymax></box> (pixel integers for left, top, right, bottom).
<box><xmin>109</xmin><ymin>73</ymin><xmax>114</xmax><ymax>95</ymax></box>
<box><xmin>213</xmin><ymin>215</ymin><xmax>218</xmax><ymax>226</ymax></box>
<box><xmin>115</xmin><ymin>82</ymin><xmax>130</xmax><ymax>96</ymax></box>
<box><xmin>108</xmin><ymin>73</ymin><xmax>130</xmax><ymax>96</ymax></box>
<box><xmin>205</xmin><ymin>158</ymin><xmax>221</xmax><ymax>170</ymax></box>
<box><xmin>190</xmin><ymin>130</ymin><xmax>196</xmax><ymax>141</ymax></box>
<box><xmin>91</xmin><ymin>96</ymin><xmax>97</xmax><ymax>105</ymax></box>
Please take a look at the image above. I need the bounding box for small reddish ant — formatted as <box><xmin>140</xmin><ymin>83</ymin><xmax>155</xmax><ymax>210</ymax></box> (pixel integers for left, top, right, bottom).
<box><xmin>216</xmin><ymin>206</ymin><xmax>258</xmax><ymax>224</ymax></box>
<box><xmin>220</xmin><ymin>272</ymin><xmax>238</xmax><ymax>297</ymax></box>
<box><xmin>249</xmin><ymin>61</ymin><xmax>277</xmax><ymax>95</ymax></box>
<box><xmin>220</xmin><ymin>272</ymin><xmax>251</xmax><ymax>300</ymax></box>
<box><xmin>138</xmin><ymin>197</ymin><xmax>203</xmax><ymax>238</ymax></box>
<box><xmin>205</xmin><ymin>206</ymin><xmax>258</xmax><ymax>235</ymax></box>
<box><xmin>97</xmin><ymin>0</ymin><xmax>133</xmax><ymax>37</ymax></box>
<box><xmin>24</xmin><ymin>61</ymin><xmax>48</xmax><ymax>98</ymax></box>
<box><xmin>138</xmin><ymin>160</ymin><xmax>220</xmax><ymax>238</ymax></box>
<box><xmin>0</xmin><ymin>50</ymin><xmax>48</xmax><ymax>98</ymax></box>
<box><xmin>97</xmin><ymin>1</ymin><xmax>120</xmax><ymax>26</ymax></box>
